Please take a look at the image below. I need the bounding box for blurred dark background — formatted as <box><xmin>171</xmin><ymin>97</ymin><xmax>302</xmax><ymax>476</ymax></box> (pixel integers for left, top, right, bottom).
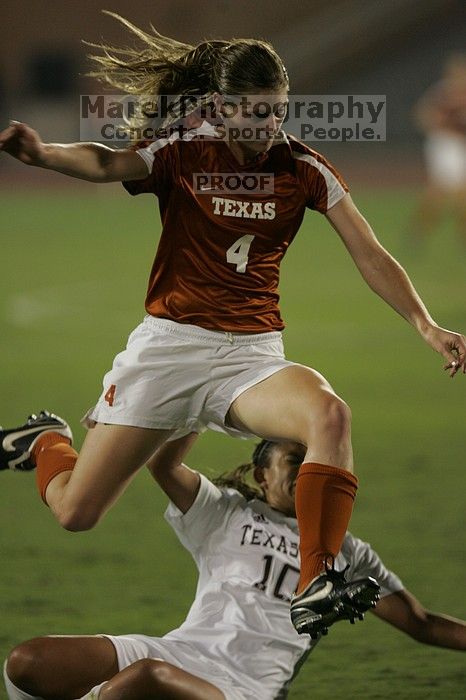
<box><xmin>1</xmin><ymin>0</ymin><xmax>466</xmax><ymax>182</ymax></box>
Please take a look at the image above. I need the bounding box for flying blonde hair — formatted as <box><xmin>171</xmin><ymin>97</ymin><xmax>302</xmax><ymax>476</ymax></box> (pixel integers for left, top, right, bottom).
<box><xmin>86</xmin><ymin>11</ymin><xmax>288</xmax><ymax>134</ymax></box>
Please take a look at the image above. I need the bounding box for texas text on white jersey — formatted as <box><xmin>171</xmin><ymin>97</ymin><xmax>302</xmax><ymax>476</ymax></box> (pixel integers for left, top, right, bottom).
<box><xmin>162</xmin><ymin>475</ymin><xmax>403</xmax><ymax>700</ymax></box>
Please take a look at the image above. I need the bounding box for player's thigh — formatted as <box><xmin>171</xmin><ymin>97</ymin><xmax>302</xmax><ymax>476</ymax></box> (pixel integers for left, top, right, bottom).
<box><xmin>59</xmin><ymin>424</ymin><xmax>172</xmax><ymax>524</ymax></box>
<box><xmin>6</xmin><ymin>635</ymin><xmax>118</xmax><ymax>698</ymax></box>
<box><xmin>100</xmin><ymin>659</ymin><xmax>226</xmax><ymax>700</ymax></box>
<box><xmin>227</xmin><ymin>364</ymin><xmax>342</xmax><ymax>442</ymax></box>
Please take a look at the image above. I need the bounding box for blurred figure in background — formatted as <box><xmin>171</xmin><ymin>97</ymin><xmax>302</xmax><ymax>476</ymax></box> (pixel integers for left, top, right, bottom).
<box><xmin>410</xmin><ymin>53</ymin><xmax>466</xmax><ymax>246</ymax></box>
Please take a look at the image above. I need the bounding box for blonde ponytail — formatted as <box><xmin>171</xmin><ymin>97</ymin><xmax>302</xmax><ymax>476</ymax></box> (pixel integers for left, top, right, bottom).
<box><xmin>86</xmin><ymin>12</ymin><xmax>288</xmax><ymax>136</ymax></box>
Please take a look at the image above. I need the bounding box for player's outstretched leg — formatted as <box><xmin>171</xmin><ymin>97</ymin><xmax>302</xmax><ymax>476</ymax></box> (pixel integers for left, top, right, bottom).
<box><xmin>227</xmin><ymin>365</ymin><xmax>381</xmax><ymax>639</ymax></box>
<box><xmin>0</xmin><ymin>410</ymin><xmax>72</xmax><ymax>471</ymax></box>
<box><xmin>290</xmin><ymin>556</ymin><xmax>380</xmax><ymax>638</ymax></box>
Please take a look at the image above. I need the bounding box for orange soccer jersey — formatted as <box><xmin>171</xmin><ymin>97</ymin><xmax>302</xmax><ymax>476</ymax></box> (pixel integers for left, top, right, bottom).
<box><xmin>123</xmin><ymin>123</ymin><xmax>348</xmax><ymax>332</ymax></box>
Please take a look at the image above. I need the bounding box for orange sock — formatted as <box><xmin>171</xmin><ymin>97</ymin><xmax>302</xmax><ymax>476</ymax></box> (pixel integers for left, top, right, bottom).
<box><xmin>32</xmin><ymin>432</ymin><xmax>78</xmax><ymax>505</ymax></box>
<box><xmin>295</xmin><ymin>462</ymin><xmax>358</xmax><ymax>594</ymax></box>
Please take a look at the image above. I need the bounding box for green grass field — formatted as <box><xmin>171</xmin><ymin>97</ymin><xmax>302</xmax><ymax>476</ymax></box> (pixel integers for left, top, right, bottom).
<box><xmin>0</xmin><ymin>185</ymin><xmax>465</xmax><ymax>699</ymax></box>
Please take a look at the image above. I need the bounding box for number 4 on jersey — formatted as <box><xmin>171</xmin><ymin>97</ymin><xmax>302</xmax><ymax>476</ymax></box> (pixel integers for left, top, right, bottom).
<box><xmin>104</xmin><ymin>384</ymin><xmax>116</xmax><ymax>407</ymax></box>
<box><xmin>226</xmin><ymin>234</ymin><xmax>255</xmax><ymax>273</ymax></box>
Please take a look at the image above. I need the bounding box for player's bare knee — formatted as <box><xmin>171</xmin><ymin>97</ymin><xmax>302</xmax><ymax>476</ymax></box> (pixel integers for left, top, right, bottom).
<box><xmin>313</xmin><ymin>392</ymin><xmax>352</xmax><ymax>441</ymax></box>
<box><xmin>56</xmin><ymin>505</ymin><xmax>100</xmax><ymax>532</ymax></box>
<box><xmin>148</xmin><ymin>659</ymin><xmax>178</xmax><ymax>688</ymax></box>
<box><xmin>6</xmin><ymin>638</ymin><xmax>46</xmax><ymax>689</ymax></box>
<box><xmin>128</xmin><ymin>658</ymin><xmax>175</xmax><ymax>689</ymax></box>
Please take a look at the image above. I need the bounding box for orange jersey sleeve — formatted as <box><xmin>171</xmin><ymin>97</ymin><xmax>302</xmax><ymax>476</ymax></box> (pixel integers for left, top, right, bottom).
<box><xmin>286</xmin><ymin>134</ymin><xmax>349</xmax><ymax>213</ymax></box>
<box><xmin>123</xmin><ymin>126</ymin><xmax>349</xmax><ymax>332</ymax></box>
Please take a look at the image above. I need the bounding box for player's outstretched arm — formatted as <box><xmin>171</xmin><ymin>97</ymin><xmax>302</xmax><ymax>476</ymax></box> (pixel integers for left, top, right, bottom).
<box><xmin>373</xmin><ymin>588</ymin><xmax>466</xmax><ymax>650</ymax></box>
<box><xmin>146</xmin><ymin>433</ymin><xmax>200</xmax><ymax>514</ymax></box>
<box><xmin>326</xmin><ymin>193</ymin><xmax>466</xmax><ymax>377</ymax></box>
<box><xmin>0</xmin><ymin>120</ymin><xmax>148</xmax><ymax>182</ymax></box>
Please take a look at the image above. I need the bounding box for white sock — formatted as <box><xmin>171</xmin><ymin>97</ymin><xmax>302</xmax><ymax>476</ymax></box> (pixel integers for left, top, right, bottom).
<box><xmin>3</xmin><ymin>662</ymin><xmax>41</xmax><ymax>700</ymax></box>
<box><xmin>75</xmin><ymin>682</ymin><xmax>107</xmax><ymax>699</ymax></box>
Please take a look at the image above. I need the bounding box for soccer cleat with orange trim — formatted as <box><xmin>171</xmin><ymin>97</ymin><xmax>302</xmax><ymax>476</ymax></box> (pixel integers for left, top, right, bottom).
<box><xmin>0</xmin><ymin>411</ymin><xmax>72</xmax><ymax>471</ymax></box>
<box><xmin>290</xmin><ymin>557</ymin><xmax>380</xmax><ymax>639</ymax></box>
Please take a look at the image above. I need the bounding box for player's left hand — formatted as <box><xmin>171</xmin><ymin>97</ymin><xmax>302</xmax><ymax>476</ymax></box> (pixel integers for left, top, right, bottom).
<box><xmin>423</xmin><ymin>325</ymin><xmax>466</xmax><ymax>377</ymax></box>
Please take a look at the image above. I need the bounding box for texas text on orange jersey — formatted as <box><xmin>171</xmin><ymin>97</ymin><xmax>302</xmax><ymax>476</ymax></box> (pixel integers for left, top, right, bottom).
<box><xmin>123</xmin><ymin>123</ymin><xmax>348</xmax><ymax>332</ymax></box>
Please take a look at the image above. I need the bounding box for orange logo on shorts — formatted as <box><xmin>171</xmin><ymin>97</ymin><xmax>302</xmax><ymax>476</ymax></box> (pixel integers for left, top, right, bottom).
<box><xmin>104</xmin><ymin>384</ymin><xmax>116</xmax><ymax>407</ymax></box>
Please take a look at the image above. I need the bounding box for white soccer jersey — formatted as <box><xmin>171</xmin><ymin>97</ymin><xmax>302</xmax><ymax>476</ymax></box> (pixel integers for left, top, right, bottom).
<box><xmin>163</xmin><ymin>474</ymin><xmax>403</xmax><ymax>700</ymax></box>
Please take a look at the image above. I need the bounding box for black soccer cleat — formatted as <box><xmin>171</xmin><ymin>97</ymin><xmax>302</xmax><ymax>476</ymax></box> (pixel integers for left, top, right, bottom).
<box><xmin>0</xmin><ymin>411</ymin><xmax>72</xmax><ymax>471</ymax></box>
<box><xmin>290</xmin><ymin>557</ymin><xmax>380</xmax><ymax>639</ymax></box>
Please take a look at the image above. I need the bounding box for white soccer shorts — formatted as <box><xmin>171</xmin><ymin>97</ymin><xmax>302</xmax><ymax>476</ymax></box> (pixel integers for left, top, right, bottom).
<box><xmin>79</xmin><ymin>634</ymin><xmax>255</xmax><ymax>700</ymax></box>
<box><xmin>424</xmin><ymin>132</ymin><xmax>466</xmax><ymax>190</ymax></box>
<box><xmin>84</xmin><ymin>315</ymin><xmax>296</xmax><ymax>440</ymax></box>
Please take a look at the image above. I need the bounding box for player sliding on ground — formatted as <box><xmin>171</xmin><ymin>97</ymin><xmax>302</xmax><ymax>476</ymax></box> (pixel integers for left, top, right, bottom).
<box><xmin>0</xmin><ymin>12</ymin><xmax>465</xmax><ymax>640</ymax></box>
<box><xmin>4</xmin><ymin>436</ymin><xmax>466</xmax><ymax>700</ymax></box>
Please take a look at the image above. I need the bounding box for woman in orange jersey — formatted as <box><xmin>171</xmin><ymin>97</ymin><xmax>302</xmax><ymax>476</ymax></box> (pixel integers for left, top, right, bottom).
<box><xmin>0</xmin><ymin>13</ymin><xmax>465</xmax><ymax>639</ymax></box>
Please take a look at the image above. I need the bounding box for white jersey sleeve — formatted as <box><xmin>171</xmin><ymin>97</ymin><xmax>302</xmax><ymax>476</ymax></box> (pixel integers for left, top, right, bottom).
<box><xmin>164</xmin><ymin>473</ymin><xmax>240</xmax><ymax>552</ymax></box>
<box><xmin>341</xmin><ymin>532</ymin><xmax>404</xmax><ymax>598</ymax></box>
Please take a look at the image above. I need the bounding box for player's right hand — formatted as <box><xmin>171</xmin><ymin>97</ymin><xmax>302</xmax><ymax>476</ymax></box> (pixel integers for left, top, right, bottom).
<box><xmin>0</xmin><ymin>121</ymin><xmax>45</xmax><ymax>166</ymax></box>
